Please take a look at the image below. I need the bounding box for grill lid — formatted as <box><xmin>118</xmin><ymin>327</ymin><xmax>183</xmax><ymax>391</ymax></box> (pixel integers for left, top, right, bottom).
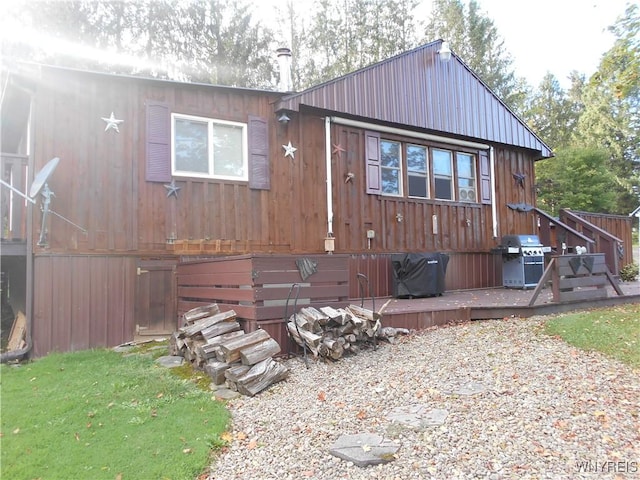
<box><xmin>500</xmin><ymin>234</ymin><xmax>542</xmax><ymax>248</ymax></box>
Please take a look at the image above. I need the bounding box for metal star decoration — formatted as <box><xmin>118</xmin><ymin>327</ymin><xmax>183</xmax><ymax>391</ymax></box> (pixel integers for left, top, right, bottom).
<box><xmin>164</xmin><ymin>179</ymin><xmax>182</xmax><ymax>198</ymax></box>
<box><xmin>282</xmin><ymin>141</ymin><xmax>297</xmax><ymax>159</ymax></box>
<box><xmin>512</xmin><ymin>172</ymin><xmax>526</xmax><ymax>188</ymax></box>
<box><xmin>332</xmin><ymin>143</ymin><xmax>346</xmax><ymax>159</ymax></box>
<box><xmin>101</xmin><ymin>112</ymin><xmax>124</xmax><ymax>133</ymax></box>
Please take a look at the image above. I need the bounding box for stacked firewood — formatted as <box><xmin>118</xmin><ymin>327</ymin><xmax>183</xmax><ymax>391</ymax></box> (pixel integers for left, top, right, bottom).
<box><xmin>287</xmin><ymin>305</ymin><xmax>409</xmax><ymax>360</ymax></box>
<box><xmin>169</xmin><ymin>304</ymin><xmax>289</xmax><ymax>397</ymax></box>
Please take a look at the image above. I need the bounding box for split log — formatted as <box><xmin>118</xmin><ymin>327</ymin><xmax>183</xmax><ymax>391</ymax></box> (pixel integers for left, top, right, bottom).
<box><xmin>184</xmin><ymin>338</ymin><xmax>206</xmax><ymax>363</ymax></box>
<box><xmin>180</xmin><ymin>310</ymin><xmax>237</xmax><ymax>338</ymax></box>
<box><xmin>236</xmin><ymin>357</ymin><xmax>290</xmax><ymax>397</ymax></box>
<box><xmin>240</xmin><ymin>338</ymin><xmax>281</xmax><ymax>366</ymax></box>
<box><xmin>377</xmin><ymin>326</ymin><xmax>410</xmax><ymax>338</ymax></box>
<box><xmin>7</xmin><ymin>311</ymin><xmax>27</xmax><ymax>351</ymax></box>
<box><xmin>287</xmin><ymin>321</ymin><xmax>321</xmax><ymax>355</ymax></box>
<box><xmin>321</xmin><ymin>337</ymin><xmax>344</xmax><ymax>360</ymax></box>
<box><xmin>201</xmin><ymin>320</ymin><xmax>241</xmax><ymax>340</ymax></box>
<box><xmin>183</xmin><ymin>303</ymin><xmax>220</xmax><ymax>325</ymax></box>
<box><xmin>168</xmin><ymin>331</ymin><xmax>184</xmax><ymax>356</ymax></box>
<box><xmin>217</xmin><ymin>329</ymin><xmax>271</xmax><ymax>364</ymax></box>
<box><xmin>298</xmin><ymin>307</ymin><xmax>330</xmax><ymax>329</ymax></box>
<box><xmin>224</xmin><ymin>364</ymin><xmax>251</xmax><ymax>391</ymax></box>
<box><xmin>195</xmin><ymin>343</ymin><xmax>222</xmax><ymax>366</ymax></box>
<box><xmin>204</xmin><ymin>360</ymin><xmax>232</xmax><ymax>385</ymax></box>
<box><xmin>319</xmin><ymin>306</ymin><xmax>347</xmax><ymax>325</ymax></box>
<box><xmin>346</xmin><ymin>304</ymin><xmax>375</xmax><ymax>321</ymax></box>
<box><xmin>206</xmin><ymin>330</ymin><xmax>245</xmax><ymax>346</ymax></box>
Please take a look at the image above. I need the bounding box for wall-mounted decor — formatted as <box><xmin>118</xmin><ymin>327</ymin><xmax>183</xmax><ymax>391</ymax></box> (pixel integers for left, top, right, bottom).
<box><xmin>282</xmin><ymin>141</ymin><xmax>297</xmax><ymax>159</ymax></box>
<box><xmin>164</xmin><ymin>179</ymin><xmax>181</xmax><ymax>198</ymax></box>
<box><xmin>512</xmin><ymin>172</ymin><xmax>526</xmax><ymax>188</ymax></box>
<box><xmin>101</xmin><ymin>112</ymin><xmax>123</xmax><ymax>132</ymax></box>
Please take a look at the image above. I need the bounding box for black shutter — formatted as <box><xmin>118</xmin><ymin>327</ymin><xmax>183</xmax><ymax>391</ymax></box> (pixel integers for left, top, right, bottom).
<box><xmin>479</xmin><ymin>150</ymin><xmax>492</xmax><ymax>204</ymax></box>
<box><xmin>248</xmin><ymin>116</ymin><xmax>270</xmax><ymax>190</ymax></box>
<box><xmin>145</xmin><ymin>101</ymin><xmax>171</xmax><ymax>182</ymax></box>
<box><xmin>365</xmin><ymin>131</ymin><xmax>381</xmax><ymax>194</ymax></box>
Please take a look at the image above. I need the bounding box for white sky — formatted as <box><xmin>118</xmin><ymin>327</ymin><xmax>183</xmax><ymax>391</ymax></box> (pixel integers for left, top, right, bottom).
<box><xmin>471</xmin><ymin>0</ymin><xmax>632</xmax><ymax>88</ymax></box>
<box><xmin>268</xmin><ymin>0</ymin><xmax>632</xmax><ymax>89</ymax></box>
<box><xmin>1</xmin><ymin>0</ymin><xmax>632</xmax><ymax>90</ymax></box>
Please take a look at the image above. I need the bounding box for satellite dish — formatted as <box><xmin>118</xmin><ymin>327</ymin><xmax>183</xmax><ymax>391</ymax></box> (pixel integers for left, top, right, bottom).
<box><xmin>29</xmin><ymin>157</ymin><xmax>60</xmax><ymax>198</ymax></box>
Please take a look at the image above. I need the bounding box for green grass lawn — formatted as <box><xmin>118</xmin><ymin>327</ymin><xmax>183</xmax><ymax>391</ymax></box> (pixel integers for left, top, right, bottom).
<box><xmin>1</xmin><ymin>345</ymin><xmax>229</xmax><ymax>479</ymax></box>
<box><xmin>544</xmin><ymin>303</ymin><xmax>640</xmax><ymax>368</ymax></box>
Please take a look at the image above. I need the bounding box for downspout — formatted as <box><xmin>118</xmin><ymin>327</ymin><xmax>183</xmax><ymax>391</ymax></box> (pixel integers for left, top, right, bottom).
<box><xmin>490</xmin><ymin>146</ymin><xmax>498</xmax><ymax>239</ymax></box>
<box><xmin>324</xmin><ymin>117</ymin><xmax>334</xmax><ymax>249</ymax></box>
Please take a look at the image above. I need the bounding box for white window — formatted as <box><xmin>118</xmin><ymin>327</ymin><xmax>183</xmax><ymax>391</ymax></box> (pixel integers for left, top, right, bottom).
<box><xmin>433</xmin><ymin>149</ymin><xmax>453</xmax><ymax>200</ymax></box>
<box><xmin>456</xmin><ymin>152</ymin><xmax>477</xmax><ymax>202</ymax></box>
<box><xmin>407</xmin><ymin>144</ymin><xmax>429</xmax><ymax>198</ymax></box>
<box><xmin>380</xmin><ymin>140</ymin><xmax>403</xmax><ymax>196</ymax></box>
<box><xmin>171</xmin><ymin>113</ymin><xmax>248</xmax><ymax>180</ymax></box>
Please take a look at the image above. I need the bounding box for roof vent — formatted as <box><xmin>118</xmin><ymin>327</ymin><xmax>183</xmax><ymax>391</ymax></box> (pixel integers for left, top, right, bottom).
<box><xmin>276</xmin><ymin>47</ymin><xmax>292</xmax><ymax>92</ymax></box>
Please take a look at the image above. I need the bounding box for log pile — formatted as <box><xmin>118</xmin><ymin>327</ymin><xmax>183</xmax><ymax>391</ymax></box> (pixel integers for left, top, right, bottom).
<box><xmin>287</xmin><ymin>305</ymin><xmax>409</xmax><ymax>361</ymax></box>
<box><xmin>169</xmin><ymin>304</ymin><xmax>289</xmax><ymax>396</ymax></box>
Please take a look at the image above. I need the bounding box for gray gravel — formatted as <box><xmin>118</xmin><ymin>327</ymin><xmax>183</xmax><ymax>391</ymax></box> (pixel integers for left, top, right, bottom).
<box><xmin>207</xmin><ymin>316</ymin><xmax>640</xmax><ymax>480</ymax></box>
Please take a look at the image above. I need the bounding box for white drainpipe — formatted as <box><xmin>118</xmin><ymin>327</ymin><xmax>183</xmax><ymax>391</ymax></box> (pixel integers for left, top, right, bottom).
<box><xmin>325</xmin><ymin>117</ymin><xmax>334</xmax><ymax>246</ymax></box>
<box><xmin>490</xmin><ymin>146</ymin><xmax>498</xmax><ymax>239</ymax></box>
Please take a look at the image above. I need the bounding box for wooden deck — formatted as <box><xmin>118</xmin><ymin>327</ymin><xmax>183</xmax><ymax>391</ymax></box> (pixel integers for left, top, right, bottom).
<box><xmin>362</xmin><ymin>280</ymin><xmax>640</xmax><ymax>332</ymax></box>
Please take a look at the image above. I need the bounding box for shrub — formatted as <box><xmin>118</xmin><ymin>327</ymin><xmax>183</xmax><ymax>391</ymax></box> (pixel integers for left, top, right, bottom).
<box><xmin>619</xmin><ymin>262</ymin><xmax>639</xmax><ymax>282</ymax></box>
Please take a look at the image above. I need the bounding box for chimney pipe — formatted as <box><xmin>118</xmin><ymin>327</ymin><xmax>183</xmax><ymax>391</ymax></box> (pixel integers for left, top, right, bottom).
<box><xmin>276</xmin><ymin>47</ymin><xmax>292</xmax><ymax>92</ymax></box>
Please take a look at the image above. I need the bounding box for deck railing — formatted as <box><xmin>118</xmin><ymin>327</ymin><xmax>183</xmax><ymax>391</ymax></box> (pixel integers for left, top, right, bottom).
<box><xmin>535</xmin><ymin>207</ymin><xmax>595</xmax><ymax>253</ymax></box>
<box><xmin>1</xmin><ymin>153</ymin><xmax>29</xmax><ymax>241</ymax></box>
<box><xmin>559</xmin><ymin>209</ymin><xmax>625</xmax><ymax>276</ymax></box>
<box><xmin>535</xmin><ymin>207</ymin><xmax>626</xmax><ymax>276</ymax></box>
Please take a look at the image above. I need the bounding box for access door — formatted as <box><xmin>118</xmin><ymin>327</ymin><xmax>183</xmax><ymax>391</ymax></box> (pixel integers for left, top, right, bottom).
<box><xmin>135</xmin><ymin>259</ymin><xmax>177</xmax><ymax>336</ymax></box>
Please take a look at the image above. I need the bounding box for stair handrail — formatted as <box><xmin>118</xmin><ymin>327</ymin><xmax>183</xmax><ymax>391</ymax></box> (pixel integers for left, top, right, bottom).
<box><xmin>534</xmin><ymin>207</ymin><xmax>595</xmax><ymax>249</ymax></box>
<box><xmin>559</xmin><ymin>209</ymin><xmax>624</xmax><ymax>243</ymax></box>
<box><xmin>559</xmin><ymin>208</ymin><xmax>624</xmax><ymax>275</ymax></box>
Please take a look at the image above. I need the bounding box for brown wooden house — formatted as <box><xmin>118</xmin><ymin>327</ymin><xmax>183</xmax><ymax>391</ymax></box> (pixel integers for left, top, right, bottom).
<box><xmin>1</xmin><ymin>41</ymin><xmax>565</xmax><ymax>357</ymax></box>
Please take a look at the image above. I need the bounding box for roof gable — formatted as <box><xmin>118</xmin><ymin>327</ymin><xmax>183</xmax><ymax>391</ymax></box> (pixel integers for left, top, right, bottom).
<box><xmin>276</xmin><ymin>40</ymin><xmax>552</xmax><ymax>158</ymax></box>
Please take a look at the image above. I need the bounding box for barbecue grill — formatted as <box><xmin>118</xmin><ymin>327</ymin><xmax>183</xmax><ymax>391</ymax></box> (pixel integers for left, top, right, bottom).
<box><xmin>497</xmin><ymin>234</ymin><xmax>551</xmax><ymax>289</ymax></box>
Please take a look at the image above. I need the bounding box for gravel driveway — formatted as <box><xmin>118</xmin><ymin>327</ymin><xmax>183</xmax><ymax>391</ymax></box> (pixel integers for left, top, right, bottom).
<box><xmin>208</xmin><ymin>316</ymin><xmax>639</xmax><ymax>480</ymax></box>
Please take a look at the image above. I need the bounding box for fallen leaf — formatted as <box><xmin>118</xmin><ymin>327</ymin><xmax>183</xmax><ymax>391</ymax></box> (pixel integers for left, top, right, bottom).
<box><xmin>87</xmin><ymin>423</ymin><xmax>92</xmax><ymax>429</ymax></box>
<box><xmin>247</xmin><ymin>439</ymin><xmax>258</xmax><ymax>450</ymax></box>
<box><xmin>317</xmin><ymin>391</ymin><xmax>326</xmax><ymax>402</ymax></box>
<box><xmin>183</xmin><ymin>448</ymin><xmax>192</xmax><ymax>454</ymax></box>
<box><xmin>74</xmin><ymin>432</ymin><xmax>80</xmax><ymax>441</ymax></box>
<box><xmin>302</xmin><ymin>470</ymin><xmax>315</xmax><ymax>477</ymax></box>
<box><xmin>156</xmin><ymin>392</ymin><xmax>164</xmax><ymax>399</ymax></box>
<box><xmin>87</xmin><ymin>412</ymin><xmax>95</xmax><ymax>418</ymax></box>
<box><xmin>150</xmin><ymin>409</ymin><xmax>157</xmax><ymax>418</ymax></box>
<box><xmin>362</xmin><ymin>444</ymin><xmax>371</xmax><ymax>452</ymax></box>
<box><xmin>334</xmin><ymin>401</ymin><xmax>345</xmax><ymax>409</ymax></box>
<box><xmin>115</xmin><ymin>474</ymin><xmax>122</xmax><ymax>480</ymax></box>
<box><xmin>220</xmin><ymin>431</ymin><xmax>233</xmax><ymax>443</ymax></box>
<box><xmin>13</xmin><ymin>428</ymin><xmax>20</xmax><ymax>434</ymax></box>
<box><xmin>235</xmin><ymin>431</ymin><xmax>247</xmax><ymax>441</ymax></box>
<box><xmin>356</xmin><ymin>410</ymin><xmax>367</xmax><ymax>420</ymax></box>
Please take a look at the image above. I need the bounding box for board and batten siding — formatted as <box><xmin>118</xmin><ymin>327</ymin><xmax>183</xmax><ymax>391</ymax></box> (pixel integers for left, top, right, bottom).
<box><xmin>327</xmin><ymin>120</ymin><xmax>538</xmax><ymax>255</ymax></box>
<box><xmin>31</xmin><ymin>255</ymin><xmax>136</xmax><ymax>357</ymax></box>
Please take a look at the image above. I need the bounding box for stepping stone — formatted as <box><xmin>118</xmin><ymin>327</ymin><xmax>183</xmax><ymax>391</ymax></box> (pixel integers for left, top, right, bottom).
<box><xmin>386</xmin><ymin>404</ymin><xmax>448</xmax><ymax>429</ymax></box>
<box><xmin>329</xmin><ymin>433</ymin><xmax>400</xmax><ymax>467</ymax></box>
<box><xmin>445</xmin><ymin>381</ymin><xmax>487</xmax><ymax>396</ymax></box>
<box><xmin>112</xmin><ymin>344</ymin><xmax>136</xmax><ymax>353</ymax></box>
<box><xmin>213</xmin><ymin>388</ymin><xmax>241</xmax><ymax>401</ymax></box>
<box><xmin>155</xmin><ymin>355</ymin><xmax>184</xmax><ymax>368</ymax></box>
